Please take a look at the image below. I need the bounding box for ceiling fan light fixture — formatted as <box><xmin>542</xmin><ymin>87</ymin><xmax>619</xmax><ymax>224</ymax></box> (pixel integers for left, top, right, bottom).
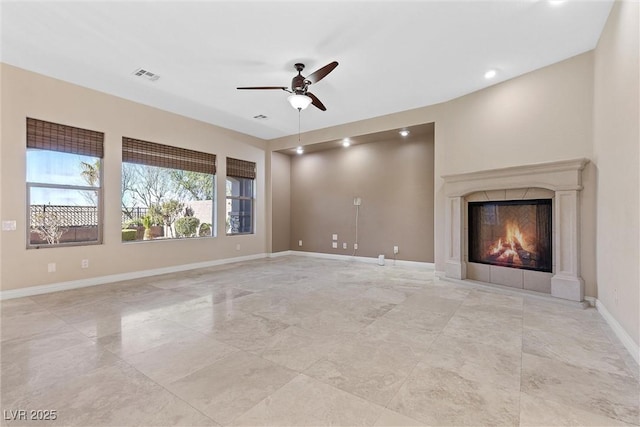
<box><xmin>288</xmin><ymin>94</ymin><xmax>312</xmax><ymax>110</ymax></box>
<box><xmin>296</xmin><ymin>146</ymin><xmax>304</xmax><ymax>155</ymax></box>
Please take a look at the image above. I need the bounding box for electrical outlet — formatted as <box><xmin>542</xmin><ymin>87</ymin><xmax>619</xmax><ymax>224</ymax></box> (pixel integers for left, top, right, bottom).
<box><xmin>393</xmin><ymin>246</ymin><xmax>399</xmax><ymax>254</ymax></box>
<box><xmin>81</xmin><ymin>259</ymin><xmax>89</xmax><ymax>269</ymax></box>
<box><xmin>354</xmin><ymin>243</ymin><xmax>358</xmax><ymax>250</ymax></box>
<box><xmin>332</xmin><ymin>242</ymin><xmax>338</xmax><ymax>249</ymax></box>
<box><xmin>298</xmin><ymin>240</ymin><xmax>303</xmax><ymax>247</ymax></box>
<box><xmin>236</xmin><ymin>244</ymin><xmax>241</xmax><ymax>251</ymax></box>
<box><xmin>353</xmin><ymin>197</ymin><xmax>362</xmax><ymax>206</ymax></box>
<box><xmin>342</xmin><ymin>242</ymin><xmax>347</xmax><ymax>249</ymax></box>
<box><xmin>47</xmin><ymin>263</ymin><xmax>56</xmax><ymax>273</ymax></box>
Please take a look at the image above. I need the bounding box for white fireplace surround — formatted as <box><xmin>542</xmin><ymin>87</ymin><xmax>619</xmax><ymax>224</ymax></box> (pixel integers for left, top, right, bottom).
<box><xmin>442</xmin><ymin>158</ymin><xmax>589</xmax><ymax>302</ymax></box>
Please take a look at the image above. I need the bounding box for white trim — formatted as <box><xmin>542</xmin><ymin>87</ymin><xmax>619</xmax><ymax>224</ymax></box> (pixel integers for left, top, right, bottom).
<box><xmin>593</xmin><ymin>298</ymin><xmax>640</xmax><ymax>365</ymax></box>
<box><xmin>268</xmin><ymin>250</ymin><xmax>293</xmax><ymax>258</ymax></box>
<box><xmin>441</xmin><ymin>158</ymin><xmax>589</xmax><ymax>187</ymax></box>
<box><xmin>0</xmin><ymin>253</ymin><xmax>268</xmax><ymax>300</ymax></box>
<box><xmin>0</xmin><ymin>251</ymin><xmax>435</xmax><ymax>300</ymax></box>
<box><xmin>288</xmin><ymin>251</ymin><xmax>435</xmax><ymax>269</ymax></box>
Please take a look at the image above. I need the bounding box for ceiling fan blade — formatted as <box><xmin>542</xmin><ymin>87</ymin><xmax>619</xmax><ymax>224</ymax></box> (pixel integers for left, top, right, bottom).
<box><xmin>307</xmin><ymin>92</ymin><xmax>327</xmax><ymax>111</ymax></box>
<box><xmin>306</xmin><ymin>61</ymin><xmax>338</xmax><ymax>84</ymax></box>
<box><xmin>236</xmin><ymin>86</ymin><xmax>288</xmax><ymax>90</ymax></box>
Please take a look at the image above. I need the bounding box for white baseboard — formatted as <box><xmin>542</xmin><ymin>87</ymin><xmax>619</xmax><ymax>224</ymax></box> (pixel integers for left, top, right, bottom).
<box><xmin>288</xmin><ymin>250</ymin><xmax>435</xmax><ymax>269</ymax></box>
<box><xmin>0</xmin><ymin>253</ymin><xmax>268</xmax><ymax>300</ymax></box>
<box><xmin>0</xmin><ymin>251</ymin><xmax>434</xmax><ymax>300</ymax></box>
<box><xmin>593</xmin><ymin>298</ymin><xmax>640</xmax><ymax>365</ymax></box>
<box><xmin>268</xmin><ymin>250</ymin><xmax>293</xmax><ymax>258</ymax></box>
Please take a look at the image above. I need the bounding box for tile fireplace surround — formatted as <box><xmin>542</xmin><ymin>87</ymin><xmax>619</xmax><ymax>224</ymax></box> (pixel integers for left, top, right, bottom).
<box><xmin>442</xmin><ymin>159</ymin><xmax>589</xmax><ymax>302</ymax></box>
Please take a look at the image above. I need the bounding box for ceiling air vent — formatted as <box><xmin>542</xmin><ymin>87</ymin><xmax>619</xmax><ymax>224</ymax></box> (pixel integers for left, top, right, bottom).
<box><xmin>132</xmin><ymin>68</ymin><xmax>160</xmax><ymax>82</ymax></box>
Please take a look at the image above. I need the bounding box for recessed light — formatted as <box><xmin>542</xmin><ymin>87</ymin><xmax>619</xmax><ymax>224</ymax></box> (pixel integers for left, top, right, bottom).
<box><xmin>399</xmin><ymin>130</ymin><xmax>410</xmax><ymax>137</ymax></box>
<box><xmin>342</xmin><ymin>138</ymin><xmax>351</xmax><ymax>147</ymax></box>
<box><xmin>296</xmin><ymin>146</ymin><xmax>304</xmax><ymax>155</ymax></box>
<box><xmin>484</xmin><ymin>69</ymin><xmax>497</xmax><ymax>79</ymax></box>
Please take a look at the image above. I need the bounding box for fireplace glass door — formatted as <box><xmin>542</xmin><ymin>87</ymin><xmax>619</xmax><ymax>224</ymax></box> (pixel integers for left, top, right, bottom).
<box><xmin>468</xmin><ymin>199</ymin><xmax>552</xmax><ymax>273</ymax></box>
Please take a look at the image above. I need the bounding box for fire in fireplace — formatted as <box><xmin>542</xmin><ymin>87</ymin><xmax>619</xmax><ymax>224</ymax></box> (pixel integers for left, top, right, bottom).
<box><xmin>468</xmin><ymin>199</ymin><xmax>552</xmax><ymax>273</ymax></box>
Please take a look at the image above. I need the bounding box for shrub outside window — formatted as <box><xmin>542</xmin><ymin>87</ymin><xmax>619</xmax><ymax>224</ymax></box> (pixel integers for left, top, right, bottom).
<box><xmin>121</xmin><ymin>137</ymin><xmax>216</xmax><ymax>242</ymax></box>
<box><xmin>226</xmin><ymin>158</ymin><xmax>256</xmax><ymax>235</ymax></box>
<box><xmin>26</xmin><ymin>118</ymin><xmax>103</xmax><ymax>248</ymax></box>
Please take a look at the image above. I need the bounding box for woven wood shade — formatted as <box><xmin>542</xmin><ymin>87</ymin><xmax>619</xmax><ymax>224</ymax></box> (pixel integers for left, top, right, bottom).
<box><xmin>122</xmin><ymin>137</ymin><xmax>216</xmax><ymax>174</ymax></box>
<box><xmin>27</xmin><ymin>118</ymin><xmax>104</xmax><ymax>158</ymax></box>
<box><xmin>227</xmin><ymin>157</ymin><xmax>256</xmax><ymax>179</ymax></box>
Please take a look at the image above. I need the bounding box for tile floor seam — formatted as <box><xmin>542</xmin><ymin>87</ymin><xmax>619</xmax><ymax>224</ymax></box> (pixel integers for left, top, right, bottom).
<box><xmin>12</xmin><ymin>299</ymin><xmax>100</xmax><ymax>349</ymax></box>
<box><xmin>521</xmin><ymin>391</ymin><xmax>640</xmax><ymax>427</ymax></box>
<box><xmin>518</xmin><ymin>299</ymin><xmax>525</xmax><ymax>427</ymax></box>
<box><xmin>146</xmin><ymin>313</ymin><xmax>250</xmax><ymax>359</ymax></box>
<box><xmin>375</xmin><ymin>303</ymin><xmax>455</xmax><ymax>412</ymax></box>
<box><xmin>223</xmin><ymin>372</ymin><xmax>306</xmax><ymax>426</ymax></box>
<box><xmin>299</xmin><ymin>347</ymin><xmax>410</xmax><ymax>413</ymax></box>
<box><xmin>520</xmin><ymin>329</ymin><xmax>638</xmax><ymax>381</ymax></box>
<box><xmin>106</xmin><ymin>351</ymin><xmax>222</xmax><ymax>426</ymax></box>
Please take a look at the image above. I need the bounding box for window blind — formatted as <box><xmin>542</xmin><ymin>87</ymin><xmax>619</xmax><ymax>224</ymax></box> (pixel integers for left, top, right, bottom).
<box><xmin>226</xmin><ymin>157</ymin><xmax>256</xmax><ymax>179</ymax></box>
<box><xmin>27</xmin><ymin>117</ymin><xmax>104</xmax><ymax>158</ymax></box>
<box><xmin>122</xmin><ymin>137</ymin><xmax>216</xmax><ymax>174</ymax></box>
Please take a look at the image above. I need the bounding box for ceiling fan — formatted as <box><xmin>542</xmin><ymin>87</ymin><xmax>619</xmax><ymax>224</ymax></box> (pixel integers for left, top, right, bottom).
<box><xmin>237</xmin><ymin>61</ymin><xmax>338</xmax><ymax>111</ymax></box>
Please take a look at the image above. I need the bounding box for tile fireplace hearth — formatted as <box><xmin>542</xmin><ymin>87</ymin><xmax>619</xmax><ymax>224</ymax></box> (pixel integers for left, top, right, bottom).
<box><xmin>442</xmin><ymin>159</ymin><xmax>589</xmax><ymax>302</ymax></box>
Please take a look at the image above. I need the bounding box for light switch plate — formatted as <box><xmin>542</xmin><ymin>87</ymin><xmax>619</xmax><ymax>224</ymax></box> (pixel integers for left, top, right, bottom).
<box><xmin>2</xmin><ymin>220</ymin><xmax>16</xmax><ymax>231</ymax></box>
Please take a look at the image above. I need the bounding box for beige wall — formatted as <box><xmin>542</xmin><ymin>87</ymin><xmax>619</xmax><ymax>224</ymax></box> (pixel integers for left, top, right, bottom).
<box><xmin>593</xmin><ymin>1</ymin><xmax>639</xmax><ymax>346</ymax></box>
<box><xmin>0</xmin><ymin>64</ymin><xmax>267</xmax><ymax>291</ymax></box>
<box><xmin>289</xmin><ymin>131</ymin><xmax>435</xmax><ymax>262</ymax></box>
<box><xmin>271</xmin><ymin>152</ymin><xmax>291</xmax><ymax>253</ymax></box>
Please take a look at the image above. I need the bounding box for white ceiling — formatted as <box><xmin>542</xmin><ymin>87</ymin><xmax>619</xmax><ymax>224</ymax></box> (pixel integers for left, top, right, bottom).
<box><xmin>1</xmin><ymin>1</ymin><xmax>613</xmax><ymax>140</ymax></box>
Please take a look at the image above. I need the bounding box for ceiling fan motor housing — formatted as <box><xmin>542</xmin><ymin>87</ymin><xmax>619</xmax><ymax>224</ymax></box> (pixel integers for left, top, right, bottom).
<box><xmin>292</xmin><ymin>64</ymin><xmax>308</xmax><ymax>93</ymax></box>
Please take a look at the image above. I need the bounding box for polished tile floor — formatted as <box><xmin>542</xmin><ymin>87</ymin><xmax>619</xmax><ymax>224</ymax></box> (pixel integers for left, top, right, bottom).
<box><xmin>1</xmin><ymin>256</ymin><xmax>638</xmax><ymax>426</ymax></box>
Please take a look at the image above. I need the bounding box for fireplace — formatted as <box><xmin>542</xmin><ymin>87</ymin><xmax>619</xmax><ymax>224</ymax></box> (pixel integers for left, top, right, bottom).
<box><xmin>468</xmin><ymin>199</ymin><xmax>552</xmax><ymax>273</ymax></box>
<box><xmin>442</xmin><ymin>159</ymin><xmax>589</xmax><ymax>302</ymax></box>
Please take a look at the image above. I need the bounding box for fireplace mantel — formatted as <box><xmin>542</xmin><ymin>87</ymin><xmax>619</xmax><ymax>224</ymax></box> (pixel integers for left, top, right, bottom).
<box><xmin>442</xmin><ymin>158</ymin><xmax>589</xmax><ymax>301</ymax></box>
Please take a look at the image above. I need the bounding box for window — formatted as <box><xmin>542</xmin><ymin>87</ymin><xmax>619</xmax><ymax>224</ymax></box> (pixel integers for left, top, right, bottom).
<box><xmin>121</xmin><ymin>137</ymin><xmax>216</xmax><ymax>241</ymax></box>
<box><xmin>26</xmin><ymin>118</ymin><xmax>104</xmax><ymax>248</ymax></box>
<box><xmin>226</xmin><ymin>158</ymin><xmax>256</xmax><ymax>235</ymax></box>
